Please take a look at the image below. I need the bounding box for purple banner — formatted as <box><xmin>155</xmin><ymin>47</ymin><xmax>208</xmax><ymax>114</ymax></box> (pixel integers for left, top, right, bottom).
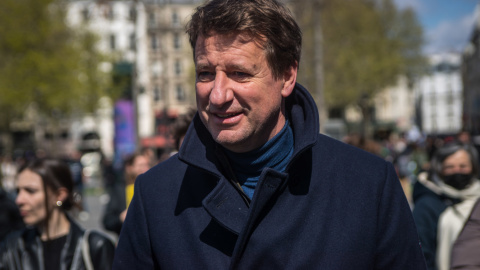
<box><xmin>114</xmin><ymin>100</ymin><xmax>136</xmax><ymax>170</ymax></box>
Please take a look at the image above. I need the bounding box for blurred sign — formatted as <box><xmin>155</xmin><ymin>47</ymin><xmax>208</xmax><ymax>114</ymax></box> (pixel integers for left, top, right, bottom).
<box><xmin>113</xmin><ymin>100</ymin><xmax>136</xmax><ymax>170</ymax></box>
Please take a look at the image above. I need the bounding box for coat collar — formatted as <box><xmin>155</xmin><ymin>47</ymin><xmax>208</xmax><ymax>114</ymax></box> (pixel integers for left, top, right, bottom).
<box><xmin>176</xmin><ymin>83</ymin><xmax>319</xmax><ymax>239</ymax></box>
<box><xmin>178</xmin><ymin>83</ymin><xmax>319</xmax><ymax>174</ymax></box>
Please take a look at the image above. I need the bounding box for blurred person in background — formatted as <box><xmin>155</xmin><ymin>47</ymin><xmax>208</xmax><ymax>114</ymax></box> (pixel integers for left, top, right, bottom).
<box><xmin>0</xmin><ymin>158</ymin><xmax>115</xmax><ymax>270</ymax></box>
<box><xmin>172</xmin><ymin>108</ymin><xmax>197</xmax><ymax>154</ymax></box>
<box><xmin>412</xmin><ymin>142</ymin><xmax>480</xmax><ymax>270</ymax></box>
<box><xmin>0</xmin><ymin>185</ymin><xmax>24</xmax><ymax>243</ymax></box>
<box><xmin>449</xmin><ymin>196</ymin><xmax>480</xmax><ymax>269</ymax></box>
<box><xmin>456</xmin><ymin>130</ymin><xmax>472</xmax><ymax>145</ymax></box>
<box><xmin>102</xmin><ymin>152</ymin><xmax>150</xmax><ymax>235</ymax></box>
<box><xmin>100</xmin><ymin>153</ymin><xmax>117</xmax><ymax>190</ymax></box>
<box><xmin>140</xmin><ymin>147</ymin><xmax>157</xmax><ymax>167</ymax></box>
<box><xmin>65</xmin><ymin>150</ymin><xmax>86</xmax><ymax>212</ymax></box>
<box><xmin>1</xmin><ymin>155</ymin><xmax>17</xmax><ymax>194</ymax></box>
<box><xmin>456</xmin><ymin>130</ymin><xmax>480</xmax><ymax>178</ymax></box>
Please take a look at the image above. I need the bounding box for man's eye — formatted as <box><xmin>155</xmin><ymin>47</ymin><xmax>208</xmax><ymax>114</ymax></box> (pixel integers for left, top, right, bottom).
<box><xmin>232</xmin><ymin>72</ymin><xmax>250</xmax><ymax>80</ymax></box>
<box><xmin>197</xmin><ymin>71</ymin><xmax>214</xmax><ymax>82</ymax></box>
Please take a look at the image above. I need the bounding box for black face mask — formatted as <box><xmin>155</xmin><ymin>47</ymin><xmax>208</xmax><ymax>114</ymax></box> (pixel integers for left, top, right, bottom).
<box><xmin>442</xmin><ymin>173</ymin><xmax>474</xmax><ymax>190</ymax></box>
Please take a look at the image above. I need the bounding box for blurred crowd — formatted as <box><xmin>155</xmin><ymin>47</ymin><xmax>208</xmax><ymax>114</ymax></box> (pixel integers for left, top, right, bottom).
<box><xmin>1</xmin><ymin>121</ymin><xmax>480</xmax><ymax>269</ymax></box>
<box><xmin>0</xmin><ymin>110</ymin><xmax>195</xmax><ymax>269</ymax></box>
<box><xmin>344</xmin><ymin>129</ymin><xmax>480</xmax><ymax>269</ymax></box>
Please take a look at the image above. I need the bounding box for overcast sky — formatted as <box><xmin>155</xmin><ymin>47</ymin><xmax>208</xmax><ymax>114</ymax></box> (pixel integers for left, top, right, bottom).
<box><xmin>394</xmin><ymin>0</ymin><xmax>479</xmax><ymax>55</ymax></box>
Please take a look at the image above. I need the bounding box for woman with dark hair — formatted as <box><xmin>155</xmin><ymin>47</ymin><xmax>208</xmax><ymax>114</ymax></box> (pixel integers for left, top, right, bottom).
<box><xmin>102</xmin><ymin>153</ymin><xmax>150</xmax><ymax>235</ymax></box>
<box><xmin>412</xmin><ymin>142</ymin><xmax>480</xmax><ymax>270</ymax></box>
<box><xmin>0</xmin><ymin>159</ymin><xmax>115</xmax><ymax>270</ymax></box>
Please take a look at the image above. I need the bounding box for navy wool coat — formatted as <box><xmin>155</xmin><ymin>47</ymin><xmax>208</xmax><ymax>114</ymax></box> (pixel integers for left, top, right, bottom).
<box><xmin>113</xmin><ymin>84</ymin><xmax>426</xmax><ymax>269</ymax></box>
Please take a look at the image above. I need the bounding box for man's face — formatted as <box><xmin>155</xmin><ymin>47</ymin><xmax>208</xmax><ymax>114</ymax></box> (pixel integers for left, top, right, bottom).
<box><xmin>194</xmin><ymin>33</ymin><xmax>296</xmax><ymax>153</ymax></box>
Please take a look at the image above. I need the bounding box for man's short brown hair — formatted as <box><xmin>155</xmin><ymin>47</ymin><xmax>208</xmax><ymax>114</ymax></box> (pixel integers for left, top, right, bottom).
<box><xmin>186</xmin><ymin>0</ymin><xmax>302</xmax><ymax>80</ymax></box>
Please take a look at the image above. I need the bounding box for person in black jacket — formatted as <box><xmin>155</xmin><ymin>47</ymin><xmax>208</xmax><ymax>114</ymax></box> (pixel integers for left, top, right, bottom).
<box><xmin>102</xmin><ymin>153</ymin><xmax>150</xmax><ymax>235</ymax></box>
<box><xmin>0</xmin><ymin>158</ymin><xmax>115</xmax><ymax>270</ymax></box>
<box><xmin>0</xmin><ymin>187</ymin><xmax>24</xmax><ymax>243</ymax></box>
<box><xmin>113</xmin><ymin>0</ymin><xmax>427</xmax><ymax>268</ymax></box>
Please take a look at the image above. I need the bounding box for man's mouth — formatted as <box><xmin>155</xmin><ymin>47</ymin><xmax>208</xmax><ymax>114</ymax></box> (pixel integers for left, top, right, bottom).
<box><xmin>216</xmin><ymin>112</ymin><xmax>241</xmax><ymax>118</ymax></box>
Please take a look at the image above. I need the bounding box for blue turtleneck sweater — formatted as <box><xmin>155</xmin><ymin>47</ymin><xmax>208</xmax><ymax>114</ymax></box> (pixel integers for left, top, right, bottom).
<box><xmin>223</xmin><ymin>121</ymin><xmax>294</xmax><ymax>199</ymax></box>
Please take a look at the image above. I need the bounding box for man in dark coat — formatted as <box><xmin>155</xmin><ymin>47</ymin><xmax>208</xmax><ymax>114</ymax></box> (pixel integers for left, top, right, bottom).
<box><xmin>113</xmin><ymin>0</ymin><xmax>427</xmax><ymax>268</ymax></box>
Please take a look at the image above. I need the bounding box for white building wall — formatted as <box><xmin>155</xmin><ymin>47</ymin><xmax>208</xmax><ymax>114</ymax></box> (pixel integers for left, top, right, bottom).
<box><xmin>134</xmin><ymin>3</ymin><xmax>154</xmax><ymax>138</ymax></box>
<box><xmin>374</xmin><ymin>76</ymin><xmax>414</xmax><ymax>131</ymax></box>
<box><xmin>416</xmin><ymin>53</ymin><xmax>463</xmax><ymax>135</ymax></box>
<box><xmin>67</xmin><ymin>1</ymin><xmax>137</xmax><ymax>62</ymax></box>
<box><xmin>66</xmin><ymin>1</ymin><xmax>152</xmax><ymax>157</ymax></box>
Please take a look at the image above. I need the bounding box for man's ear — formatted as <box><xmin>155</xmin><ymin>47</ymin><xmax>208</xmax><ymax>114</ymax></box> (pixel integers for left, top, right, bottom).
<box><xmin>281</xmin><ymin>62</ymin><xmax>298</xmax><ymax>98</ymax></box>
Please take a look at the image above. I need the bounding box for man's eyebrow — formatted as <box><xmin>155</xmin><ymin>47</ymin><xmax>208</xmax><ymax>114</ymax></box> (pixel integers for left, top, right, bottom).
<box><xmin>226</xmin><ymin>63</ymin><xmax>256</xmax><ymax>72</ymax></box>
<box><xmin>195</xmin><ymin>63</ymin><xmax>211</xmax><ymax>70</ymax></box>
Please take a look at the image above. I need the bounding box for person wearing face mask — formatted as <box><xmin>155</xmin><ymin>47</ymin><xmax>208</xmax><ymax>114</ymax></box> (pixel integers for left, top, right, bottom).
<box><xmin>412</xmin><ymin>142</ymin><xmax>480</xmax><ymax>270</ymax></box>
<box><xmin>0</xmin><ymin>158</ymin><xmax>115</xmax><ymax>270</ymax></box>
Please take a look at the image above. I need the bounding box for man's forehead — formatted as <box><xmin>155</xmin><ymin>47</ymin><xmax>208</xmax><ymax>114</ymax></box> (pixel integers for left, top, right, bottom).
<box><xmin>195</xmin><ymin>32</ymin><xmax>265</xmax><ymax>54</ymax></box>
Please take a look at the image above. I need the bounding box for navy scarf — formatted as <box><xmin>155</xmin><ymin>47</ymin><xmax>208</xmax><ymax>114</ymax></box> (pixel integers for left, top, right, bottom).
<box><xmin>223</xmin><ymin>121</ymin><xmax>294</xmax><ymax>199</ymax></box>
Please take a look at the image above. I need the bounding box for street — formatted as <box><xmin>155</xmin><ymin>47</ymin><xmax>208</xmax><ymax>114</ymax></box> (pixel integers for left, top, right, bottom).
<box><xmin>76</xmin><ymin>182</ymin><xmax>118</xmax><ymax>243</ymax></box>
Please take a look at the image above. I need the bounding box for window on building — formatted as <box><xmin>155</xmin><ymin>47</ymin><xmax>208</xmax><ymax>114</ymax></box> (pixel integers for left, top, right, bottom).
<box><xmin>447</xmin><ymin>92</ymin><xmax>454</xmax><ymax>105</ymax></box>
<box><xmin>110</xmin><ymin>34</ymin><xmax>116</xmax><ymax>50</ymax></box>
<box><xmin>106</xmin><ymin>4</ymin><xmax>114</xmax><ymax>20</ymax></box>
<box><xmin>173</xmin><ymin>33</ymin><xmax>181</xmax><ymax>50</ymax></box>
<box><xmin>81</xmin><ymin>7</ymin><xmax>90</xmax><ymax>22</ymax></box>
<box><xmin>172</xmin><ymin>11</ymin><xmax>179</xmax><ymax>26</ymax></box>
<box><xmin>60</xmin><ymin>131</ymin><xmax>69</xmax><ymax>139</ymax></box>
<box><xmin>435</xmin><ymin>62</ymin><xmax>460</xmax><ymax>73</ymax></box>
<box><xmin>129</xmin><ymin>6</ymin><xmax>137</xmax><ymax>21</ymax></box>
<box><xmin>174</xmin><ymin>60</ymin><xmax>182</xmax><ymax>75</ymax></box>
<box><xmin>447</xmin><ymin>109</ymin><xmax>454</xmax><ymax>118</ymax></box>
<box><xmin>176</xmin><ymin>84</ymin><xmax>185</xmax><ymax>101</ymax></box>
<box><xmin>44</xmin><ymin>132</ymin><xmax>53</xmax><ymax>140</ymax></box>
<box><xmin>149</xmin><ymin>12</ymin><xmax>156</xmax><ymax>26</ymax></box>
<box><xmin>151</xmin><ymin>34</ymin><xmax>157</xmax><ymax>50</ymax></box>
<box><xmin>130</xmin><ymin>33</ymin><xmax>136</xmax><ymax>51</ymax></box>
<box><xmin>151</xmin><ymin>61</ymin><xmax>161</xmax><ymax>78</ymax></box>
<box><xmin>154</xmin><ymin>85</ymin><xmax>162</xmax><ymax>101</ymax></box>
<box><xmin>430</xmin><ymin>92</ymin><xmax>436</xmax><ymax>106</ymax></box>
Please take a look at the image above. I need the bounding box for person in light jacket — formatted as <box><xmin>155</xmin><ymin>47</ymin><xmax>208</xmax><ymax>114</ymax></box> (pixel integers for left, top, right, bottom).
<box><xmin>412</xmin><ymin>142</ymin><xmax>480</xmax><ymax>270</ymax></box>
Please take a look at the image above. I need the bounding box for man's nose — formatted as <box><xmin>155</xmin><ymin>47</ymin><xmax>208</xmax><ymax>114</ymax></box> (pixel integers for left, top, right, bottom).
<box><xmin>209</xmin><ymin>73</ymin><xmax>233</xmax><ymax>106</ymax></box>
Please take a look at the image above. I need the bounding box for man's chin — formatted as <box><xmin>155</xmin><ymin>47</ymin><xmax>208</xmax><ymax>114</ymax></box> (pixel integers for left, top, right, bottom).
<box><xmin>212</xmin><ymin>133</ymin><xmax>242</xmax><ymax>150</ymax></box>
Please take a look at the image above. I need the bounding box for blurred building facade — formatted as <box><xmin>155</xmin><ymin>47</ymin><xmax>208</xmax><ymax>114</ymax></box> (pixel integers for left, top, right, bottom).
<box><xmin>373</xmin><ymin>76</ymin><xmax>416</xmax><ymax>132</ymax></box>
<box><xmin>462</xmin><ymin>3</ymin><xmax>480</xmax><ymax>136</ymax></box>
<box><xmin>414</xmin><ymin>53</ymin><xmax>463</xmax><ymax>135</ymax></box>
<box><xmin>140</xmin><ymin>0</ymin><xmax>200</xmax><ymax>152</ymax></box>
<box><xmin>66</xmin><ymin>0</ymin><xmax>152</xmax><ymax>158</ymax></box>
<box><xmin>7</xmin><ymin>0</ymin><xmax>477</xmax><ymax>159</ymax></box>
<box><xmin>65</xmin><ymin>0</ymin><xmax>202</xmax><ymax>158</ymax></box>
<box><xmin>342</xmin><ymin>75</ymin><xmax>416</xmax><ymax>139</ymax></box>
